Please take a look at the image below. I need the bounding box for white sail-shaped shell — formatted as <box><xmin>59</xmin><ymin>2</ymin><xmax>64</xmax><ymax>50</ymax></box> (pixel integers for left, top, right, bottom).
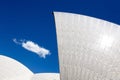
<box><xmin>0</xmin><ymin>55</ymin><xmax>33</xmax><ymax>80</ymax></box>
<box><xmin>31</xmin><ymin>73</ymin><xmax>60</xmax><ymax>80</ymax></box>
<box><xmin>54</xmin><ymin>12</ymin><xmax>120</xmax><ymax>80</ymax></box>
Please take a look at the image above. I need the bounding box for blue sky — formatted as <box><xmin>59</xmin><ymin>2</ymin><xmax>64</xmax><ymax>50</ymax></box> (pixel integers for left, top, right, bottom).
<box><xmin>0</xmin><ymin>0</ymin><xmax>120</xmax><ymax>73</ymax></box>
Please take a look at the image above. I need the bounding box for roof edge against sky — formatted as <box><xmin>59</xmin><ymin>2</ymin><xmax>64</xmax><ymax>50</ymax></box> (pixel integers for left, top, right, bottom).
<box><xmin>53</xmin><ymin>11</ymin><xmax>120</xmax><ymax>26</ymax></box>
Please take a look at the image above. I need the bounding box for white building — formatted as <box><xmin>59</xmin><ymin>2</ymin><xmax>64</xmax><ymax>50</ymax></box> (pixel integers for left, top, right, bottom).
<box><xmin>0</xmin><ymin>55</ymin><xmax>33</xmax><ymax>80</ymax></box>
<box><xmin>1</xmin><ymin>12</ymin><xmax>120</xmax><ymax>80</ymax></box>
<box><xmin>0</xmin><ymin>55</ymin><xmax>59</xmax><ymax>80</ymax></box>
<box><xmin>31</xmin><ymin>73</ymin><xmax>60</xmax><ymax>80</ymax></box>
<box><xmin>54</xmin><ymin>12</ymin><xmax>120</xmax><ymax>80</ymax></box>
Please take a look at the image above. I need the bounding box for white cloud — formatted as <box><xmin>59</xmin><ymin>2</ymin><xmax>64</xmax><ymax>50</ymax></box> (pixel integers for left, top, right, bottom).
<box><xmin>13</xmin><ymin>39</ymin><xmax>50</xmax><ymax>58</ymax></box>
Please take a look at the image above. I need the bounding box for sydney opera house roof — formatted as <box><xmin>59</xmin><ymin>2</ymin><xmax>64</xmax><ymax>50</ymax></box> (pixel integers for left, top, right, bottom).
<box><xmin>0</xmin><ymin>55</ymin><xmax>59</xmax><ymax>80</ymax></box>
<box><xmin>0</xmin><ymin>55</ymin><xmax>33</xmax><ymax>80</ymax></box>
<box><xmin>31</xmin><ymin>73</ymin><xmax>60</xmax><ymax>80</ymax></box>
<box><xmin>1</xmin><ymin>12</ymin><xmax>120</xmax><ymax>80</ymax></box>
<box><xmin>54</xmin><ymin>12</ymin><xmax>120</xmax><ymax>80</ymax></box>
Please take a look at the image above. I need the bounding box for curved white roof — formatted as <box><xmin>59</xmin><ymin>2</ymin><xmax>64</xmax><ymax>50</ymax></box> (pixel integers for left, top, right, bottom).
<box><xmin>0</xmin><ymin>55</ymin><xmax>33</xmax><ymax>80</ymax></box>
<box><xmin>31</xmin><ymin>73</ymin><xmax>60</xmax><ymax>80</ymax></box>
<box><xmin>54</xmin><ymin>12</ymin><xmax>120</xmax><ymax>80</ymax></box>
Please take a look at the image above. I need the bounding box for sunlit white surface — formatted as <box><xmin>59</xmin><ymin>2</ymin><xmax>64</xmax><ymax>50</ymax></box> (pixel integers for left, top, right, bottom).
<box><xmin>0</xmin><ymin>55</ymin><xmax>60</xmax><ymax>80</ymax></box>
<box><xmin>0</xmin><ymin>55</ymin><xmax>33</xmax><ymax>80</ymax></box>
<box><xmin>99</xmin><ymin>35</ymin><xmax>114</xmax><ymax>48</ymax></box>
<box><xmin>31</xmin><ymin>73</ymin><xmax>60</xmax><ymax>80</ymax></box>
<box><xmin>54</xmin><ymin>12</ymin><xmax>120</xmax><ymax>80</ymax></box>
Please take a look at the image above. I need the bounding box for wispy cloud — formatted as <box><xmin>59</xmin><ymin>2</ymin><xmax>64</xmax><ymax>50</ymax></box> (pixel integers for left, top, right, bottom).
<box><xmin>13</xmin><ymin>38</ymin><xmax>50</xmax><ymax>58</ymax></box>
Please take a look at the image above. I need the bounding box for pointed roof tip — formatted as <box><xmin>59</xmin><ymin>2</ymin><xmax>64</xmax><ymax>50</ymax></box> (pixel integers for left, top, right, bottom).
<box><xmin>52</xmin><ymin>11</ymin><xmax>62</xmax><ymax>15</ymax></box>
<box><xmin>52</xmin><ymin>11</ymin><xmax>57</xmax><ymax>15</ymax></box>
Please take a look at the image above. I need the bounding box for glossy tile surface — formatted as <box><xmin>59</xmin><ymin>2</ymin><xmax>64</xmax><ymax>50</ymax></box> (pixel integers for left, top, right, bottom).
<box><xmin>54</xmin><ymin>12</ymin><xmax>120</xmax><ymax>80</ymax></box>
<box><xmin>0</xmin><ymin>55</ymin><xmax>33</xmax><ymax>80</ymax></box>
<box><xmin>31</xmin><ymin>73</ymin><xmax>60</xmax><ymax>80</ymax></box>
